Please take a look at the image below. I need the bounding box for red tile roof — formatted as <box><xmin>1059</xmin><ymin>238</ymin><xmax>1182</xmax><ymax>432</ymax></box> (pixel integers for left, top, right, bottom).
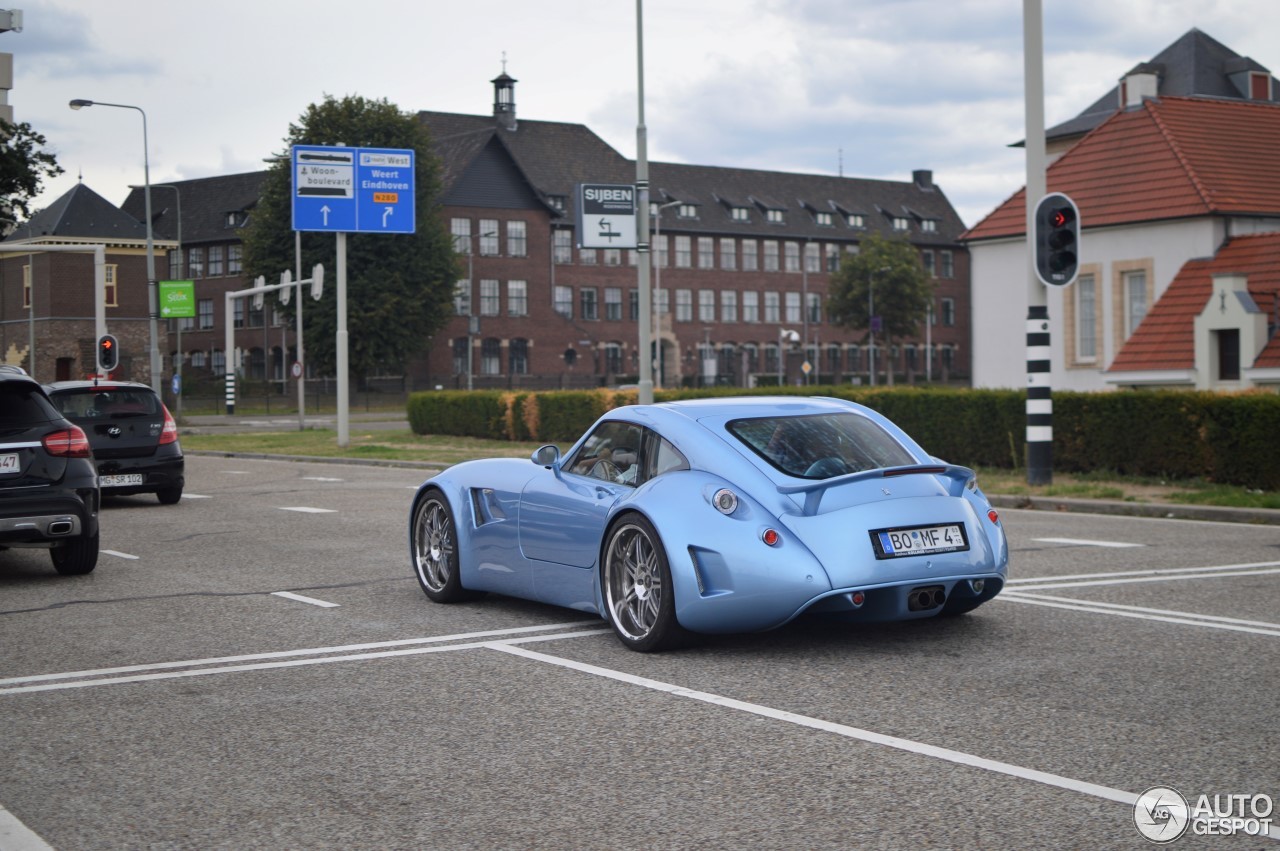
<box><xmin>1108</xmin><ymin>231</ymin><xmax>1280</xmax><ymax>372</ymax></box>
<box><xmin>963</xmin><ymin>97</ymin><xmax>1280</xmax><ymax>241</ymax></box>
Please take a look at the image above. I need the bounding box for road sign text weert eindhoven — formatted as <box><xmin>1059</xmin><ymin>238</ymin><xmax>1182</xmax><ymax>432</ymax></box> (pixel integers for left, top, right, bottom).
<box><xmin>576</xmin><ymin>183</ymin><xmax>637</xmax><ymax>249</ymax></box>
<box><xmin>291</xmin><ymin>145</ymin><xmax>416</xmax><ymax>234</ymax></box>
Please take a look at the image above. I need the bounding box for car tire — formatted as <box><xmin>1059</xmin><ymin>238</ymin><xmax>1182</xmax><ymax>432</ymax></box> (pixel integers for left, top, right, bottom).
<box><xmin>51</xmin><ymin>529</ymin><xmax>99</xmax><ymax>576</ymax></box>
<box><xmin>410</xmin><ymin>491</ymin><xmax>481</xmax><ymax>603</ymax></box>
<box><xmin>156</xmin><ymin>486</ymin><xmax>183</xmax><ymax>505</ymax></box>
<box><xmin>602</xmin><ymin>514</ymin><xmax>687</xmax><ymax>652</ymax></box>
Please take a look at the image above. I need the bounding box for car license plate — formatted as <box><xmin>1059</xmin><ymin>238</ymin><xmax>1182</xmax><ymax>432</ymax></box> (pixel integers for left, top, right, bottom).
<box><xmin>100</xmin><ymin>473</ymin><xmax>144</xmax><ymax>487</ymax></box>
<box><xmin>872</xmin><ymin>523</ymin><xmax>969</xmax><ymax>559</ymax></box>
<box><xmin>0</xmin><ymin>453</ymin><xmax>18</xmax><ymax>475</ymax></box>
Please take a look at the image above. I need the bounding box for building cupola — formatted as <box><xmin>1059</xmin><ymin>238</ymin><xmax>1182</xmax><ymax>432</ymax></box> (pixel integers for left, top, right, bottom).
<box><xmin>492</xmin><ymin>70</ymin><xmax>517</xmax><ymax>131</ymax></box>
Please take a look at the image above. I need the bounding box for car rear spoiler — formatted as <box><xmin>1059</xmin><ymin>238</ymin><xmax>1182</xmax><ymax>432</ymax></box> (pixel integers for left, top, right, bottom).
<box><xmin>777</xmin><ymin>464</ymin><xmax>976</xmax><ymax>516</ymax></box>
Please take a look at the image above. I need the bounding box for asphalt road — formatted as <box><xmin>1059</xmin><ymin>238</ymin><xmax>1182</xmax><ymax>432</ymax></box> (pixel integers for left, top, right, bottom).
<box><xmin>2</xmin><ymin>455</ymin><xmax>1277</xmax><ymax>849</ymax></box>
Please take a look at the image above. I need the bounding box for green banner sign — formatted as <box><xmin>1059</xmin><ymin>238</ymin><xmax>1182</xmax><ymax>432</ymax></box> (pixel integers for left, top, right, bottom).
<box><xmin>159</xmin><ymin>280</ymin><xmax>196</xmax><ymax>319</ymax></box>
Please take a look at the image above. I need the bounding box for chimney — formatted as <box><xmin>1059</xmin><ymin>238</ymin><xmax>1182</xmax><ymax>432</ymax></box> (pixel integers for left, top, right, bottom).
<box><xmin>912</xmin><ymin>170</ymin><xmax>933</xmax><ymax>190</ymax></box>
<box><xmin>1119</xmin><ymin>63</ymin><xmax>1160</xmax><ymax>108</ymax></box>
<box><xmin>492</xmin><ymin>72</ymin><xmax>517</xmax><ymax>131</ymax></box>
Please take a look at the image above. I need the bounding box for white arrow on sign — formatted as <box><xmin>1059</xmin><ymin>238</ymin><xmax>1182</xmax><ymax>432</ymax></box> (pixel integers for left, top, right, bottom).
<box><xmin>382</xmin><ymin>207</ymin><xmax>393</xmax><ymax>227</ymax></box>
<box><xmin>321</xmin><ymin>205</ymin><xmax>331</xmax><ymax>226</ymax></box>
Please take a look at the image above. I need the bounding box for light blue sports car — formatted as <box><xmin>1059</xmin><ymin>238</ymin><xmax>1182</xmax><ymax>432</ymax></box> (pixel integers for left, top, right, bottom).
<box><xmin>409</xmin><ymin>396</ymin><xmax>1008</xmax><ymax>652</ymax></box>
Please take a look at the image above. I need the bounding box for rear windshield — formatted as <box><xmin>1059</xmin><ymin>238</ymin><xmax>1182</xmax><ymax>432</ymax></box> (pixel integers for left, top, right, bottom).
<box><xmin>51</xmin><ymin>387</ymin><xmax>161</xmax><ymax>420</ymax></box>
<box><xmin>0</xmin><ymin>383</ymin><xmax>60</xmax><ymax>426</ymax></box>
<box><xmin>727</xmin><ymin>412</ymin><xmax>915</xmax><ymax>479</ymax></box>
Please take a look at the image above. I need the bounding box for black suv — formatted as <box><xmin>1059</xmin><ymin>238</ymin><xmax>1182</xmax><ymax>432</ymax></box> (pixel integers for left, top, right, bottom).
<box><xmin>0</xmin><ymin>366</ymin><xmax>100</xmax><ymax>574</ymax></box>
<box><xmin>45</xmin><ymin>380</ymin><xmax>185</xmax><ymax>504</ymax></box>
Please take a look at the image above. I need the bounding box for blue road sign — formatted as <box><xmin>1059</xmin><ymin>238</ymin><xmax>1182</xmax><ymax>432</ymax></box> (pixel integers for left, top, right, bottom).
<box><xmin>291</xmin><ymin>145</ymin><xmax>415</xmax><ymax>234</ymax></box>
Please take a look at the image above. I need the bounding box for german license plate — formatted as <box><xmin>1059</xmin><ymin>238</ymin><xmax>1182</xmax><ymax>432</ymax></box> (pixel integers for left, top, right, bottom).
<box><xmin>0</xmin><ymin>453</ymin><xmax>18</xmax><ymax>475</ymax></box>
<box><xmin>872</xmin><ymin>523</ymin><xmax>968</xmax><ymax>559</ymax></box>
<box><xmin>100</xmin><ymin>473</ymin><xmax>144</xmax><ymax>487</ymax></box>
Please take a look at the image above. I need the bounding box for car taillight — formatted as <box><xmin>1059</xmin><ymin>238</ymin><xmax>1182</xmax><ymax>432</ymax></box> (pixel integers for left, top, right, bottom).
<box><xmin>159</xmin><ymin>404</ymin><xmax>179</xmax><ymax>445</ymax></box>
<box><xmin>44</xmin><ymin>425</ymin><xmax>92</xmax><ymax>458</ymax></box>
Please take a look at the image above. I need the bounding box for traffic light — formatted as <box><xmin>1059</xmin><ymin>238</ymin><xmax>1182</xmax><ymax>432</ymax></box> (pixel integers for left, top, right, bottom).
<box><xmin>97</xmin><ymin>334</ymin><xmax>119</xmax><ymax>373</ymax></box>
<box><xmin>1033</xmin><ymin>192</ymin><xmax>1080</xmax><ymax>287</ymax></box>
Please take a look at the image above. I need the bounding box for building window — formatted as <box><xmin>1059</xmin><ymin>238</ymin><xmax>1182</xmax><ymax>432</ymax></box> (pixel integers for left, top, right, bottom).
<box><xmin>548</xmin><ymin>195</ymin><xmax>566</xmax><ymax>212</ymax></box>
<box><xmin>630</xmin><ymin>288</ymin><xmax>639</xmax><ymax>321</ymax></box>
<box><xmin>479</xmin><ymin>279</ymin><xmax>500</xmax><ymax>316</ymax></box>
<box><xmin>785</xmin><ymin>292</ymin><xmax>801</xmax><ymax>323</ymax></box>
<box><xmin>847</xmin><ymin>213</ymin><xmax>865</xmax><ymax>228</ymax></box>
<box><xmin>825</xmin><ymin>244</ymin><xmax>841</xmax><ymax>273</ymax></box>
<box><xmin>1216</xmin><ymin>329</ymin><xmax>1241</xmax><ymax>380</ymax></box>
<box><xmin>603</xmin><ymin>248</ymin><xmax>621</xmax><ymax>266</ymax></box>
<box><xmin>719</xmin><ymin>237</ymin><xmax>736</xmax><ymax>271</ymax></box>
<box><xmin>922</xmin><ymin>249</ymin><xmax>935</xmax><ymax>277</ymax></box>
<box><xmin>247</xmin><ymin>300</ymin><xmax>264</xmax><ymax>329</ymax></box>
<box><xmin>481</xmin><ymin>338</ymin><xmax>501</xmax><ymax>375</ymax></box>
<box><xmin>452</xmin><ymin>339</ymin><xmax>467</xmax><ymax>375</ymax></box>
<box><xmin>940</xmin><ymin>250</ymin><xmax>954</xmax><ymax>278</ymax></box>
<box><xmin>766</xmin><ymin>209</ymin><xmax>785</xmax><ymax>224</ymax></box>
<box><xmin>675</xmin><ymin>289</ymin><xmax>692</xmax><ymax>322</ymax></box>
<box><xmin>698</xmin><ymin>237</ymin><xmax>714</xmax><ymax>269</ymax></box>
<box><xmin>674</xmin><ymin>235</ymin><xmax>692</xmax><ymax>268</ymax></box>
<box><xmin>228</xmin><ymin>244</ymin><xmax>242</xmax><ymax>275</ymax></box>
<box><xmin>731</xmin><ymin>206</ymin><xmax>750</xmax><ymax>222</ymax></box>
<box><xmin>654</xmin><ymin>287</ymin><xmax>669</xmax><ymax>318</ymax></box>
<box><xmin>451</xmin><ymin>218</ymin><xmax>471</xmax><ymax>253</ymax></box>
<box><xmin>22</xmin><ymin>264</ymin><xmax>30</xmax><ymax>308</ymax></box>
<box><xmin>234</xmin><ymin>300</ymin><xmax>245</xmax><ymax>329</ymax></box>
<box><xmin>479</xmin><ymin>220</ymin><xmax>499</xmax><ymax>255</ymax></box>
<box><xmin>742</xmin><ymin>291</ymin><xmax>759</xmax><ymax>323</ymax></box>
<box><xmin>815</xmin><ymin>211</ymin><xmax>833</xmax><ymax>227</ymax></box>
<box><xmin>190</xmin><ymin>351</ymin><xmax>207</xmax><ymax>369</ymax></box>
<box><xmin>198</xmin><ymin>299</ymin><xmax>214</xmax><ymax>330</ymax></box>
<box><xmin>764</xmin><ymin>291</ymin><xmax>780</xmax><ymax>323</ymax></box>
<box><xmin>604</xmin><ymin>342</ymin><xmax>623</xmax><ymax>375</ymax></box>
<box><xmin>208</xmin><ymin>245</ymin><xmax>225</xmax><ymax>276</ymax></box>
<box><xmin>784</xmin><ymin>242</ymin><xmax>800</xmax><ymax>273</ymax></box>
<box><xmin>763</xmin><ymin>241</ymin><xmax>779</xmax><ymax>272</ymax></box>
<box><xmin>212</xmin><ymin>350</ymin><xmax>225</xmax><ymax>374</ymax></box>
<box><xmin>721</xmin><ymin>290</ymin><xmax>738</xmax><ymax>323</ymax></box>
<box><xmin>921</xmin><ymin>219</ymin><xmax>938</xmax><ymax>233</ymax></box>
<box><xmin>553</xmin><ymin>229</ymin><xmax>573</xmax><ymax>264</ymax></box>
<box><xmin>605</xmin><ymin>287</ymin><xmax>623</xmax><ymax>321</ymax></box>
<box><xmin>507</xmin><ymin>220</ymin><xmax>527</xmax><ymax>257</ymax></box>
<box><xmin>1075</xmin><ymin>274</ymin><xmax>1096</xmax><ymax>361</ymax></box>
<box><xmin>167</xmin><ymin>249</ymin><xmax>183</xmax><ymax>278</ymax></box>
<box><xmin>804</xmin><ymin>242</ymin><xmax>821</xmax><ymax>273</ymax></box>
<box><xmin>892</xmin><ymin>216</ymin><xmax>910</xmax><ymax>231</ymax></box>
<box><xmin>941</xmin><ymin>297</ymin><xmax>956</xmax><ymax>326</ymax></box>
<box><xmin>698</xmin><ymin>289</ymin><xmax>715</xmax><ymax>322</ymax></box>
<box><xmin>507</xmin><ymin>280</ymin><xmax>528</xmax><ymax>316</ymax></box>
<box><xmin>1124</xmin><ymin>270</ymin><xmax>1148</xmax><ymax>337</ymax></box>
<box><xmin>188</xmin><ymin>247</ymin><xmax>204</xmax><ymax>278</ymax></box>
<box><xmin>554</xmin><ymin>285</ymin><xmax>573</xmax><ymax>318</ymax></box>
<box><xmin>580</xmin><ymin>287</ymin><xmax>599</xmax><ymax>321</ymax></box>
<box><xmin>678</xmin><ymin>204</ymin><xmax>697</xmax><ymax>219</ymax></box>
<box><xmin>580</xmin><ymin>247</ymin><xmax>597</xmax><ymax>265</ymax></box>
<box><xmin>104</xmin><ymin>264</ymin><xmax>118</xmax><ymax>306</ymax></box>
<box><xmin>509</xmin><ymin>338</ymin><xmax>529</xmax><ymax>375</ymax></box>
<box><xmin>826</xmin><ymin>344</ymin><xmax>842</xmax><ymax>376</ymax></box>
<box><xmin>454</xmin><ymin>279</ymin><xmax>470</xmax><ymax>316</ymax></box>
<box><xmin>742</xmin><ymin>239</ymin><xmax>758</xmax><ymax>272</ymax></box>
<box><xmin>764</xmin><ymin>342</ymin><xmax>779</xmax><ymax>374</ymax></box>
<box><xmin>806</xmin><ymin>293</ymin><xmax>822</xmax><ymax>324</ymax></box>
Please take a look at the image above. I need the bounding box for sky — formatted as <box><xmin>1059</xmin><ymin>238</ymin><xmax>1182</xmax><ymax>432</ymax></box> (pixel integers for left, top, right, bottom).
<box><xmin>7</xmin><ymin>0</ymin><xmax>1280</xmax><ymax>228</ymax></box>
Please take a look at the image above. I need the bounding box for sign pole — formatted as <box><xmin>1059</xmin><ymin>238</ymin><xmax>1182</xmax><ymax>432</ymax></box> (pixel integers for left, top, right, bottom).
<box><xmin>296</xmin><ymin>231</ymin><xmax>305</xmax><ymax>431</ymax></box>
<box><xmin>336</xmin><ymin>232</ymin><xmax>349</xmax><ymax>448</ymax></box>
<box><xmin>1023</xmin><ymin>0</ymin><xmax>1052</xmax><ymax>486</ymax></box>
<box><xmin>635</xmin><ymin>0</ymin><xmax>653</xmax><ymax>405</ymax></box>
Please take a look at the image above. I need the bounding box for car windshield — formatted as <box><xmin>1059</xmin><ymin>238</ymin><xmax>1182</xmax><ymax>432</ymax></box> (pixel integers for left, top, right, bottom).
<box><xmin>53</xmin><ymin>388</ymin><xmax>160</xmax><ymax>420</ymax></box>
<box><xmin>727</xmin><ymin>412</ymin><xmax>916</xmax><ymax>479</ymax></box>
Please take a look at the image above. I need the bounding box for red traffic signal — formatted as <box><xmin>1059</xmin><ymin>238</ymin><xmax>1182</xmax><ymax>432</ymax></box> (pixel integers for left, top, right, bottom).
<box><xmin>97</xmin><ymin>334</ymin><xmax>119</xmax><ymax>373</ymax></box>
<box><xmin>1033</xmin><ymin>192</ymin><xmax>1080</xmax><ymax>287</ymax></box>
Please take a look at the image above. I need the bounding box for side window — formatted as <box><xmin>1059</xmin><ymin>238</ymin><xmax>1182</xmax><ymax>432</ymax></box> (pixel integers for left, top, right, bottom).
<box><xmin>566</xmin><ymin>421</ymin><xmax>645</xmax><ymax>486</ymax></box>
<box><xmin>647</xmin><ymin>435</ymin><xmax>689</xmax><ymax>480</ymax></box>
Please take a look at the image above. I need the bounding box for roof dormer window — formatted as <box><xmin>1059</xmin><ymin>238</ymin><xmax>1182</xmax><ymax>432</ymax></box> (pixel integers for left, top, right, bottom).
<box><xmin>730</xmin><ymin>206</ymin><xmax>750</xmax><ymax>222</ymax></box>
<box><xmin>678</xmin><ymin>204</ymin><xmax>698</xmax><ymax>219</ymax></box>
<box><xmin>814</xmin><ymin>211</ymin><xmax>833</xmax><ymax>227</ymax></box>
<box><xmin>766</xmin><ymin>209</ymin><xmax>785</xmax><ymax>224</ymax></box>
<box><xmin>892</xmin><ymin>216</ymin><xmax>910</xmax><ymax>231</ymax></box>
<box><xmin>921</xmin><ymin>219</ymin><xmax>937</xmax><ymax>233</ymax></box>
<box><xmin>847</xmin><ymin>213</ymin><xmax>865</xmax><ymax>229</ymax></box>
<box><xmin>548</xmin><ymin>194</ymin><xmax>566</xmax><ymax>212</ymax></box>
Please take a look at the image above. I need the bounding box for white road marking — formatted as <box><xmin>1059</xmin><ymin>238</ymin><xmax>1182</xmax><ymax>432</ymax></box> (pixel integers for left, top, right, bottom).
<box><xmin>0</xmin><ymin>802</ymin><xmax>55</xmax><ymax>851</ymax></box>
<box><xmin>1032</xmin><ymin>537</ymin><xmax>1144</xmax><ymax>548</ymax></box>
<box><xmin>1000</xmin><ymin>592</ymin><xmax>1280</xmax><ymax>638</ymax></box>
<box><xmin>1008</xmin><ymin>560</ymin><xmax>1280</xmax><ymax>586</ymax></box>
<box><xmin>101</xmin><ymin>550</ymin><xmax>139</xmax><ymax>560</ymax></box>
<box><xmin>1006</xmin><ymin>566</ymin><xmax>1280</xmax><ymax>591</ymax></box>
<box><xmin>221</xmin><ymin>471</ymin><xmax>249</xmax><ymax>475</ymax></box>
<box><xmin>279</xmin><ymin>506</ymin><xmax>337</xmax><ymax>514</ymax></box>
<box><xmin>271</xmin><ymin>591</ymin><xmax>339</xmax><ymax>608</ymax></box>
<box><xmin>0</xmin><ymin>623</ymin><xmax>602</xmax><ymax>690</ymax></box>
<box><xmin>180</xmin><ymin>493</ymin><xmax>211</xmax><ymax>499</ymax></box>
<box><xmin>302</xmin><ymin>477</ymin><xmax>343</xmax><ymax>482</ymax></box>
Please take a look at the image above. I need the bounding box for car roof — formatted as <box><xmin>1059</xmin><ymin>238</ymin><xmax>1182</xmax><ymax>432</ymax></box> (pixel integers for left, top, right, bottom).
<box><xmin>44</xmin><ymin>380</ymin><xmax>156</xmax><ymax>393</ymax></box>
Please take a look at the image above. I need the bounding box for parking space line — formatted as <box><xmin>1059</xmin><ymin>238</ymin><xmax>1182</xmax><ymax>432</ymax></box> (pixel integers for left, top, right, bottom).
<box><xmin>279</xmin><ymin>506</ymin><xmax>337</xmax><ymax>514</ymax></box>
<box><xmin>1032</xmin><ymin>537</ymin><xmax>1144</xmax><ymax>548</ymax></box>
<box><xmin>1007</xmin><ymin>566</ymin><xmax>1280</xmax><ymax>591</ymax></box>
<box><xmin>1000</xmin><ymin>592</ymin><xmax>1280</xmax><ymax>638</ymax></box>
<box><xmin>486</xmin><ymin>642</ymin><xmax>1142</xmax><ymax>806</ymax></box>
<box><xmin>271</xmin><ymin>591</ymin><xmax>340</xmax><ymax>608</ymax></box>
<box><xmin>0</xmin><ymin>624</ymin><xmax>602</xmax><ymax>692</ymax></box>
<box><xmin>0</xmin><ymin>802</ymin><xmax>55</xmax><ymax>851</ymax></box>
<box><xmin>1008</xmin><ymin>560</ymin><xmax>1280</xmax><ymax>586</ymax></box>
<box><xmin>1002</xmin><ymin>592</ymin><xmax>1280</xmax><ymax>630</ymax></box>
<box><xmin>101</xmin><ymin>550</ymin><xmax>139</xmax><ymax>560</ymax></box>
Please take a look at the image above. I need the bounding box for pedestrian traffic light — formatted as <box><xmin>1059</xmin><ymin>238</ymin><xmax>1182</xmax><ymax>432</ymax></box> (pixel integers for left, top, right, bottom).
<box><xmin>1032</xmin><ymin>192</ymin><xmax>1080</xmax><ymax>287</ymax></box>
<box><xmin>97</xmin><ymin>334</ymin><xmax>119</xmax><ymax>373</ymax></box>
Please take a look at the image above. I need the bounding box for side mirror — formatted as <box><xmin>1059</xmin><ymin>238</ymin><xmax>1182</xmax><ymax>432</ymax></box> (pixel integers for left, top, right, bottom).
<box><xmin>532</xmin><ymin>444</ymin><xmax>561</xmax><ymax>468</ymax></box>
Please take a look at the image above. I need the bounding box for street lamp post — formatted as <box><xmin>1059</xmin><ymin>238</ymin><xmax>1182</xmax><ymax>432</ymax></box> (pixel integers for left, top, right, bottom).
<box><xmin>71</xmin><ymin>98</ymin><xmax>162</xmax><ymax>395</ymax></box>
<box><xmin>135</xmin><ymin>182</ymin><xmax>182</xmax><ymax>413</ymax></box>
<box><xmin>778</xmin><ymin>328</ymin><xmax>799</xmax><ymax>386</ymax></box>
<box><xmin>652</xmin><ymin>198</ymin><xmax>681</xmax><ymax>388</ymax></box>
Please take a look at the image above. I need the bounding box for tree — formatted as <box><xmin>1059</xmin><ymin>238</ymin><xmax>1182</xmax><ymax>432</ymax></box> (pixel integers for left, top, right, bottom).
<box><xmin>825</xmin><ymin>232</ymin><xmax>934</xmax><ymax>384</ymax></box>
<box><xmin>0</xmin><ymin>120</ymin><xmax>64</xmax><ymax>230</ymax></box>
<box><xmin>241</xmin><ymin>95</ymin><xmax>459</xmax><ymax>384</ymax></box>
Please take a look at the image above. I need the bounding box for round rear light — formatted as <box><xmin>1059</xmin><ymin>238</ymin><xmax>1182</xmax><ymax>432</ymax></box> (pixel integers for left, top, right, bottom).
<box><xmin>712</xmin><ymin>488</ymin><xmax>738</xmax><ymax>515</ymax></box>
<box><xmin>762</xmin><ymin>528</ymin><xmax>780</xmax><ymax>547</ymax></box>
<box><xmin>987</xmin><ymin>509</ymin><xmax>1000</xmax><ymax>525</ymax></box>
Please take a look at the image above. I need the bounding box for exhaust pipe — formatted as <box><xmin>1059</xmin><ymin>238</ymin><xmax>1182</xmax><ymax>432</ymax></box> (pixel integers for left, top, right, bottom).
<box><xmin>907</xmin><ymin>585</ymin><xmax>946</xmax><ymax>611</ymax></box>
<box><xmin>47</xmin><ymin>520</ymin><xmax>74</xmax><ymax>536</ymax></box>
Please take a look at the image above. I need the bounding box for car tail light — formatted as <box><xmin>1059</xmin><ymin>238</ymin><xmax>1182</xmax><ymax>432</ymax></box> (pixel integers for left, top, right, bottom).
<box><xmin>761</xmin><ymin>528</ymin><xmax>780</xmax><ymax>547</ymax></box>
<box><xmin>711</xmin><ymin>488</ymin><xmax>738</xmax><ymax>515</ymax></box>
<box><xmin>987</xmin><ymin>509</ymin><xmax>1000</xmax><ymax>525</ymax></box>
<box><xmin>159</xmin><ymin>404</ymin><xmax>179</xmax><ymax>445</ymax></box>
<box><xmin>44</xmin><ymin>426</ymin><xmax>92</xmax><ymax>458</ymax></box>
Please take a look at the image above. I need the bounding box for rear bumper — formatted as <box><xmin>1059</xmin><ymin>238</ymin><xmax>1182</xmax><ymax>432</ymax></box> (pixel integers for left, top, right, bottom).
<box><xmin>0</xmin><ymin>491</ymin><xmax>98</xmax><ymax>545</ymax></box>
<box><xmin>96</xmin><ymin>453</ymin><xmax>184</xmax><ymax>495</ymax></box>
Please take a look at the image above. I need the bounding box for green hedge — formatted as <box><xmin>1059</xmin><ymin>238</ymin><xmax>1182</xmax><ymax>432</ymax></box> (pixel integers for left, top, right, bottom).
<box><xmin>406</xmin><ymin>386</ymin><xmax>1280</xmax><ymax>490</ymax></box>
